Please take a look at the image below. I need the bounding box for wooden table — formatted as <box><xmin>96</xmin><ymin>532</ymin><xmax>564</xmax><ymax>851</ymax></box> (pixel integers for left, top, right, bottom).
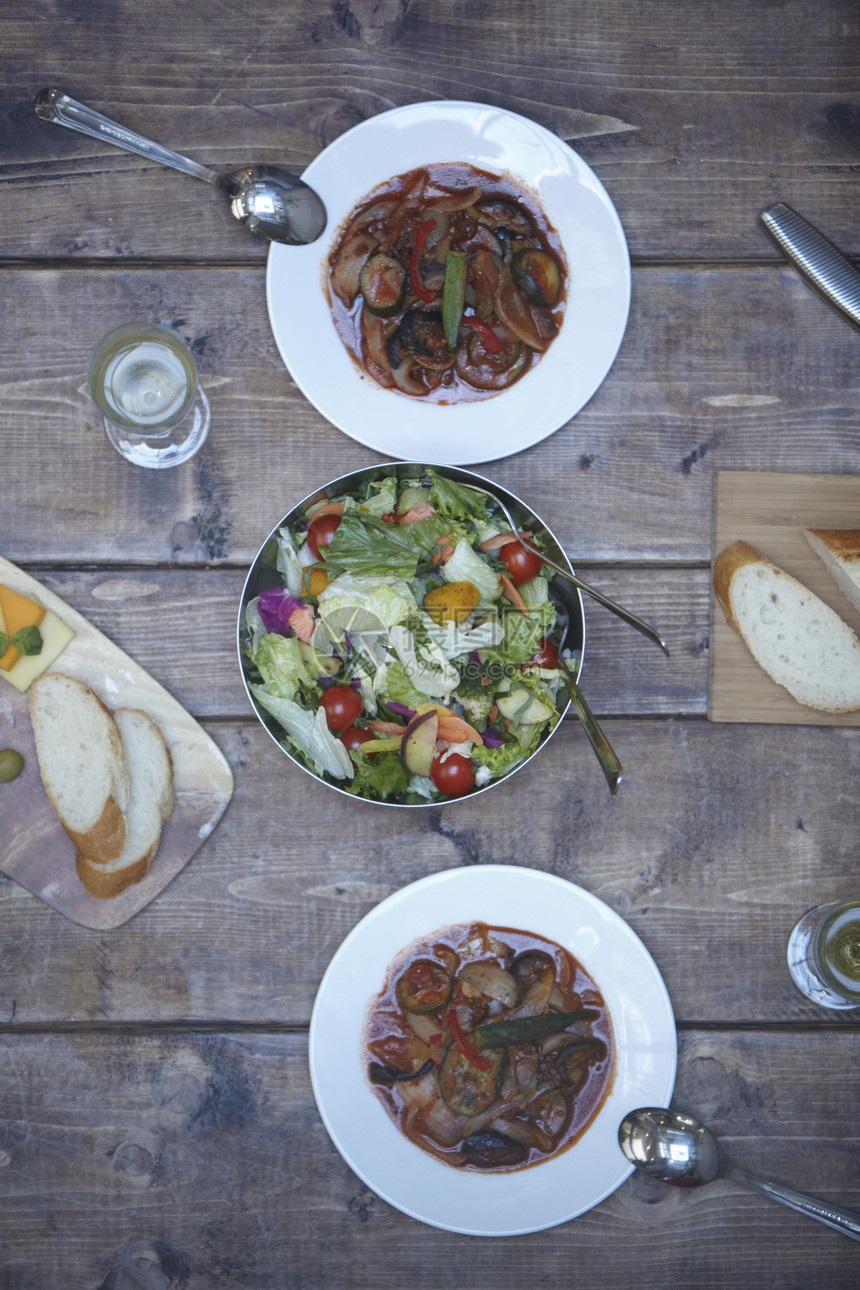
<box><xmin>2</xmin><ymin>2</ymin><xmax>859</xmax><ymax>1285</ymax></box>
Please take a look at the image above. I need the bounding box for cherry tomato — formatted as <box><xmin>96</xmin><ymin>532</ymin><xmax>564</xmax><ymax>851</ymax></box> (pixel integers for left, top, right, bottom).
<box><xmin>430</xmin><ymin>752</ymin><xmax>475</xmax><ymax>797</ymax></box>
<box><xmin>319</xmin><ymin>684</ymin><xmax>363</xmax><ymax>731</ymax></box>
<box><xmin>340</xmin><ymin>725</ymin><xmax>376</xmax><ymax>757</ymax></box>
<box><xmin>499</xmin><ymin>540</ymin><xmax>543</xmax><ymax>586</ymax></box>
<box><xmin>528</xmin><ymin>637</ymin><xmax>560</xmax><ymax>669</ymax></box>
<box><xmin>307</xmin><ymin>512</ymin><xmax>341</xmax><ymax>559</ymax></box>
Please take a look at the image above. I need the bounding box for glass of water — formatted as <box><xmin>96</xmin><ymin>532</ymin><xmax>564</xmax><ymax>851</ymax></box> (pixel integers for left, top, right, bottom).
<box><xmin>787</xmin><ymin>894</ymin><xmax>860</xmax><ymax>1009</ymax></box>
<box><xmin>87</xmin><ymin>322</ymin><xmax>210</xmax><ymax>468</ymax></box>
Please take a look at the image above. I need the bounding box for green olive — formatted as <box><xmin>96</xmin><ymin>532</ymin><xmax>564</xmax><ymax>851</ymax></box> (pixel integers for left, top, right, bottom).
<box><xmin>0</xmin><ymin>749</ymin><xmax>24</xmax><ymax>782</ymax></box>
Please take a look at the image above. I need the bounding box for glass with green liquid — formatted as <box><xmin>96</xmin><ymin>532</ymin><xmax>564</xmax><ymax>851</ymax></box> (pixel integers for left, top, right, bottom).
<box><xmin>787</xmin><ymin>895</ymin><xmax>860</xmax><ymax>1009</ymax></box>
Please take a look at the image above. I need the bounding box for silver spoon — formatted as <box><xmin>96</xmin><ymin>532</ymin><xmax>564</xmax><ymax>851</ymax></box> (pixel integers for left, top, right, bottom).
<box><xmin>465</xmin><ymin>482</ymin><xmax>669</xmax><ymax>655</ymax></box>
<box><xmin>619</xmin><ymin>1106</ymin><xmax>860</xmax><ymax>1242</ymax></box>
<box><xmin>555</xmin><ymin>601</ymin><xmax>622</xmax><ymax>794</ymax></box>
<box><xmin>34</xmin><ymin>88</ymin><xmax>327</xmax><ymax>246</ymax></box>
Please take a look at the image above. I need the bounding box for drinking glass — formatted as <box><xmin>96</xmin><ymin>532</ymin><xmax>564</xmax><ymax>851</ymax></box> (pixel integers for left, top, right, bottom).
<box><xmin>787</xmin><ymin>894</ymin><xmax>860</xmax><ymax>1009</ymax></box>
<box><xmin>87</xmin><ymin>322</ymin><xmax>210</xmax><ymax>468</ymax></box>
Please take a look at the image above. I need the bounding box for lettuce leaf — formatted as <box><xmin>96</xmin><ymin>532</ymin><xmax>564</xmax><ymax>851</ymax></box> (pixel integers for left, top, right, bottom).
<box><xmin>356</xmin><ymin>476</ymin><xmax>398</xmax><ymax>518</ymax></box>
<box><xmin>427</xmin><ymin>470</ymin><xmax>491</xmax><ymax>522</ymax></box>
<box><xmin>424</xmin><ymin>612</ymin><xmax>505</xmax><ymax>660</ymax></box>
<box><xmin>253</xmin><ymin>633</ymin><xmax>315</xmax><ymax>700</ymax></box>
<box><xmin>250</xmin><ymin>686</ymin><xmax>354</xmax><ymax>780</ymax></box>
<box><xmin>441</xmin><ymin>537</ymin><xmax>502</xmax><ymax>601</ymax></box>
<box><xmin>487</xmin><ymin>599</ymin><xmax>558</xmax><ymax>664</ymax></box>
<box><xmin>275</xmin><ymin>526</ymin><xmax>305</xmax><ymax>596</ymax></box>
<box><xmin>317</xmin><ymin>574</ymin><xmax>417</xmax><ymax>641</ymax></box>
<box><xmin>384</xmin><ymin>660</ymin><xmax>430</xmax><ymax>711</ymax></box>
<box><xmin>322</xmin><ymin>509</ymin><xmax>448</xmax><ymax>578</ymax></box>
<box><xmin>345</xmin><ymin>749</ymin><xmax>411</xmax><ymax>800</ymax></box>
<box><xmin>389</xmin><ymin>625</ymin><xmax>460</xmax><ymax>698</ymax></box>
<box><xmin>472</xmin><ymin>721</ymin><xmax>544</xmax><ymax>779</ymax></box>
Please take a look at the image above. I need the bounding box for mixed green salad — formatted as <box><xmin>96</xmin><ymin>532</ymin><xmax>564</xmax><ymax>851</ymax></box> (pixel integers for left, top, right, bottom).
<box><xmin>240</xmin><ymin>470</ymin><xmax>574</xmax><ymax>803</ymax></box>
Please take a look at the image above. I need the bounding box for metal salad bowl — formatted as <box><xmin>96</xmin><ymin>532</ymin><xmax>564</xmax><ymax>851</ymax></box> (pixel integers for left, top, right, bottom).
<box><xmin>237</xmin><ymin>462</ymin><xmax>585</xmax><ymax>808</ymax></box>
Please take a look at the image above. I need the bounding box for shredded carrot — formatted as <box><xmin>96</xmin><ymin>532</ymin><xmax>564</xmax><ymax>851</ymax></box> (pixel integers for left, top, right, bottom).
<box><xmin>414</xmin><ymin>702</ymin><xmax>483</xmax><ymax>747</ymax></box>
<box><xmin>500</xmin><ymin>572</ymin><xmax>530</xmax><ymax>616</ymax></box>
<box><xmin>369</xmin><ymin>719</ymin><xmax>407</xmax><ymax>736</ymax></box>
<box><xmin>306</xmin><ymin>500</ymin><xmax>344</xmax><ymax>519</ymax></box>
<box><xmin>480</xmin><ymin>529</ymin><xmax>533</xmax><ymax>551</ymax></box>
<box><xmin>390</xmin><ymin>503</ymin><xmax>436</xmax><ymax>524</ymax></box>
<box><xmin>438</xmin><ymin>544</ymin><xmax>456</xmax><ymax>563</ymax></box>
<box><xmin>488</xmin><ymin>704</ymin><xmax>498</xmax><ymax>722</ymax></box>
<box><xmin>438</xmin><ymin>714</ymin><xmax>484</xmax><ymax>747</ymax></box>
<box><xmin>288</xmin><ymin>606</ymin><xmax>316</xmax><ymax>642</ymax></box>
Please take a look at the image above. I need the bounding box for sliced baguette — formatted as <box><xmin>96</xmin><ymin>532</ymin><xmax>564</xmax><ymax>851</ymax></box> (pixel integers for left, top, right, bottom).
<box><xmin>803</xmin><ymin>528</ymin><xmax>860</xmax><ymax>614</ymax></box>
<box><xmin>76</xmin><ymin>708</ymin><xmax>175</xmax><ymax>899</ymax></box>
<box><xmin>29</xmin><ymin>672</ymin><xmax>129</xmax><ymax>861</ymax></box>
<box><xmin>714</xmin><ymin>540</ymin><xmax>860</xmax><ymax>713</ymax></box>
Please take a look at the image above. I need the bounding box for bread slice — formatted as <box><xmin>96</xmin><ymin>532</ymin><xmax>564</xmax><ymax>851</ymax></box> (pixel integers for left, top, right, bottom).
<box><xmin>803</xmin><ymin>528</ymin><xmax>860</xmax><ymax>614</ymax></box>
<box><xmin>714</xmin><ymin>540</ymin><xmax>860</xmax><ymax>712</ymax></box>
<box><xmin>76</xmin><ymin>708</ymin><xmax>175</xmax><ymax>899</ymax></box>
<box><xmin>29</xmin><ymin>673</ymin><xmax>129</xmax><ymax>860</ymax></box>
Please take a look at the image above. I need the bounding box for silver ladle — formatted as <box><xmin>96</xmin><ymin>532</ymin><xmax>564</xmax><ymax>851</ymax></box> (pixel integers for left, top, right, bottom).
<box><xmin>34</xmin><ymin>89</ymin><xmax>327</xmax><ymax>246</ymax></box>
<box><xmin>619</xmin><ymin>1106</ymin><xmax>860</xmax><ymax>1242</ymax></box>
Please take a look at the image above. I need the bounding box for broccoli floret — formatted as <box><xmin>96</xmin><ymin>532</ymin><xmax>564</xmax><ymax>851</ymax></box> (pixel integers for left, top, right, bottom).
<box><xmin>455</xmin><ymin>662</ymin><xmax>500</xmax><ymax>729</ymax></box>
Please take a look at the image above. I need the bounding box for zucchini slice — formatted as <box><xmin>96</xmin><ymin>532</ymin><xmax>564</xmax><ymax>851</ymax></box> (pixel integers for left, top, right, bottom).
<box><xmin>438</xmin><ymin>1041</ymin><xmax>505</xmax><ymax>1116</ymax></box>
<box><xmin>395</xmin><ymin>959</ymin><xmax>453</xmax><ymax>1014</ymax></box>
<box><xmin>359</xmin><ymin>252</ymin><xmax>407</xmax><ymax>317</ymax></box>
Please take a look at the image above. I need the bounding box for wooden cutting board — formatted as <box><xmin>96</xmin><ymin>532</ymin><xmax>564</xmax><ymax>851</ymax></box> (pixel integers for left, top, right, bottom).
<box><xmin>0</xmin><ymin>556</ymin><xmax>234</xmax><ymax>928</ymax></box>
<box><xmin>710</xmin><ymin>471</ymin><xmax>860</xmax><ymax>725</ymax></box>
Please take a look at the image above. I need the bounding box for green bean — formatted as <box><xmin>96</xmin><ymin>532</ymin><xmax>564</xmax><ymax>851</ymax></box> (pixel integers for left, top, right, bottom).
<box><xmin>474</xmin><ymin>1008</ymin><xmax>599</xmax><ymax>1049</ymax></box>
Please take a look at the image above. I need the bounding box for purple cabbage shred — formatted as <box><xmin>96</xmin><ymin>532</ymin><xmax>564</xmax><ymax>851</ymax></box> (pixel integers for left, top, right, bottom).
<box><xmin>387</xmin><ymin>701</ymin><xmax>415</xmax><ymax>718</ymax></box>
<box><xmin>258</xmin><ymin>586</ymin><xmax>306</xmax><ymax>635</ymax></box>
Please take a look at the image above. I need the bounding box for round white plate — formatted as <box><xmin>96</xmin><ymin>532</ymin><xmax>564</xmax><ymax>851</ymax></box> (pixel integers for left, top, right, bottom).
<box><xmin>267</xmin><ymin>101</ymin><xmax>631</xmax><ymax>464</ymax></box>
<box><xmin>309</xmin><ymin>865</ymin><xmax>676</xmax><ymax>1236</ymax></box>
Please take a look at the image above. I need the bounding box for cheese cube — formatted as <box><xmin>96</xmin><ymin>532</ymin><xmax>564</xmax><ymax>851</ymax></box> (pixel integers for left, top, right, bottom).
<box><xmin>0</xmin><ymin>584</ymin><xmax>47</xmax><ymax>671</ymax></box>
<box><xmin>0</xmin><ymin>608</ymin><xmax>76</xmax><ymax>693</ymax></box>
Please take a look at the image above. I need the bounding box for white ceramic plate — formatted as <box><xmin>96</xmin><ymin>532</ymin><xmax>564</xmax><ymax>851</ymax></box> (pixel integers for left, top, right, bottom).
<box><xmin>267</xmin><ymin>101</ymin><xmax>630</xmax><ymax>464</ymax></box>
<box><xmin>309</xmin><ymin>865</ymin><xmax>676</xmax><ymax>1236</ymax></box>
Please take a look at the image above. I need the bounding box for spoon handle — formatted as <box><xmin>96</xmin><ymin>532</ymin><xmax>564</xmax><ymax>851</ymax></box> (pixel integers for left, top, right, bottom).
<box><xmin>558</xmin><ymin>658</ymin><xmax>623</xmax><ymax>794</ymax></box>
<box><xmin>543</xmin><ymin>553</ymin><xmax>670</xmax><ymax>655</ymax></box>
<box><xmin>34</xmin><ymin>89</ymin><xmax>219</xmax><ymax>185</ymax></box>
<box><xmin>730</xmin><ymin>1166</ymin><xmax>860</xmax><ymax>1242</ymax></box>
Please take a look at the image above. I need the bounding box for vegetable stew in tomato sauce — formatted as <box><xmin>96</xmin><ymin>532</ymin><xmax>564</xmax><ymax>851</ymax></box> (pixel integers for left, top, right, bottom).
<box><xmin>364</xmin><ymin>922</ymin><xmax>613</xmax><ymax>1171</ymax></box>
<box><xmin>327</xmin><ymin>165</ymin><xmax>567</xmax><ymax>403</ymax></box>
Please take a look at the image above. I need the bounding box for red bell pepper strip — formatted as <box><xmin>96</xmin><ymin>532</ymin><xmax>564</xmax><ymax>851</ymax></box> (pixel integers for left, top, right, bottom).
<box><xmin>462</xmin><ymin>317</ymin><xmax>501</xmax><ymax>353</ymax></box>
<box><xmin>409</xmin><ymin>218</ymin><xmax>437</xmax><ymax>303</ymax></box>
<box><xmin>447</xmin><ymin>1008</ymin><xmax>492</xmax><ymax>1071</ymax></box>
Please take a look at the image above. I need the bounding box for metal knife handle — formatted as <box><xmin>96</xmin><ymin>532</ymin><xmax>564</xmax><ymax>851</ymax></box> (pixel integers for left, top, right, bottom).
<box><xmin>33</xmin><ymin>88</ymin><xmax>219</xmax><ymax>185</ymax></box>
<box><xmin>761</xmin><ymin>202</ymin><xmax>860</xmax><ymax>330</ymax></box>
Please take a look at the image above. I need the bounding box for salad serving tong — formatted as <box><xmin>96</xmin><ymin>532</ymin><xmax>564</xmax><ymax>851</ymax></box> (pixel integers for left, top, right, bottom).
<box><xmin>468</xmin><ymin>482</ymin><xmax>650</xmax><ymax>793</ymax></box>
<box><xmin>470</xmin><ymin>484</ymin><xmax>670</xmax><ymax>656</ymax></box>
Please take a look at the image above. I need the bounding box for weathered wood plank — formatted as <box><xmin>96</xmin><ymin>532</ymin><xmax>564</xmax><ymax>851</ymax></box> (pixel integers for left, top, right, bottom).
<box><xmin>2</xmin><ymin>1</ymin><xmax>859</xmax><ymax>259</ymax></box>
<box><xmin>0</xmin><ymin>1029</ymin><xmax>857</xmax><ymax>1288</ymax></box>
<box><xmin>1</xmin><ymin>265</ymin><xmax>859</xmax><ymax>566</ymax></box>
<box><xmin>2</xmin><ymin>719</ymin><xmax>858</xmax><ymax>1026</ymax></box>
<box><xmin>18</xmin><ymin>565</ymin><xmax>706</xmax><ymax>719</ymax></box>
